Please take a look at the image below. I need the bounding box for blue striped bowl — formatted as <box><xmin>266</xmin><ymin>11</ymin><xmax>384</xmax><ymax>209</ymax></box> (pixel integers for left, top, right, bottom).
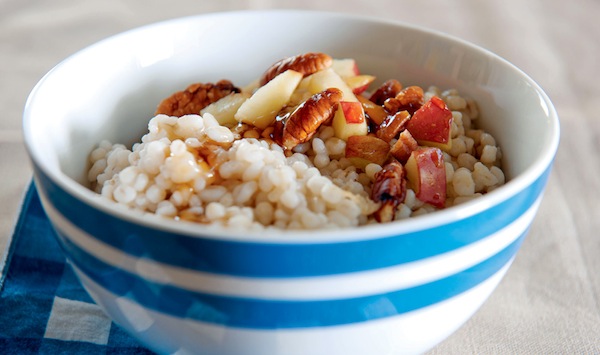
<box><xmin>23</xmin><ymin>10</ymin><xmax>559</xmax><ymax>355</ymax></box>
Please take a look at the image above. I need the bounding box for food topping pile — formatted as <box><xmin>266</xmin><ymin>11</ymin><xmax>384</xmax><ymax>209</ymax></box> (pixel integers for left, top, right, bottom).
<box><xmin>88</xmin><ymin>52</ymin><xmax>505</xmax><ymax>230</ymax></box>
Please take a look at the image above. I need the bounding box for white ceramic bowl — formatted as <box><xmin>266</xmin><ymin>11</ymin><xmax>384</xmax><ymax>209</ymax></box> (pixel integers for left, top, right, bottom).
<box><xmin>23</xmin><ymin>10</ymin><xmax>559</xmax><ymax>355</ymax></box>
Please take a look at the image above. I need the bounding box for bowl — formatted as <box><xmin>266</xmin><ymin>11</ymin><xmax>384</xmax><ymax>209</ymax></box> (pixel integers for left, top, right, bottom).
<box><xmin>22</xmin><ymin>10</ymin><xmax>560</xmax><ymax>355</ymax></box>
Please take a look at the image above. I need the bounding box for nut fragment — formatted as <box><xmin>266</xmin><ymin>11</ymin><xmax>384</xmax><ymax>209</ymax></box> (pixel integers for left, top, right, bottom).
<box><xmin>390</xmin><ymin>129</ymin><xmax>419</xmax><ymax>163</ymax></box>
<box><xmin>376</xmin><ymin>110</ymin><xmax>411</xmax><ymax>142</ymax></box>
<box><xmin>371</xmin><ymin>160</ymin><xmax>407</xmax><ymax>223</ymax></box>
<box><xmin>260</xmin><ymin>53</ymin><xmax>333</xmax><ymax>86</ymax></box>
<box><xmin>384</xmin><ymin>86</ymin><xmax>424</xmax><ymax>115</ymax></box>
<box><xmin>281</xmin><ymin>88</ymin><xmax>342</xmax><ymax>150</ymax></box>
<box><xmin>156</xmin><ymin>80</ymin><xmax>240</xmax><ymax>117</ymax></box>
<box><xmin>369</xmin><ymin>79</ymin><xmax>402</xmax><ymax>106</ymax></box>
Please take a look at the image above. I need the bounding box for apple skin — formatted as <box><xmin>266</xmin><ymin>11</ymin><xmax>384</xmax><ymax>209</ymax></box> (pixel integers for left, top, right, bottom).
<box><xmin>405</xmin><ymin>96</ymin><xmax>453</xmax><ymax>151</ymax></box>
<box><xmin>405</xmin><ymin>147</ymin><xmax>446</xmax><ymax>208</ymax></box>
<box><xmin>332</xmin><ymin>101</ymin><xmax>368</xmax><ymax>141</ymax></box>
<box><xmin>340</xmin><ymin>101</ymin><xmax>364</xmax><ymax>124</ymax></box>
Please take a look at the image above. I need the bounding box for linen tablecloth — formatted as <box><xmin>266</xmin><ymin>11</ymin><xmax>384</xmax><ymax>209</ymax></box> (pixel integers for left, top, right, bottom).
<box><xmin>1</xmin><ymin>0</ymin><xmax>599</xmax><ymax>353</ymax></box>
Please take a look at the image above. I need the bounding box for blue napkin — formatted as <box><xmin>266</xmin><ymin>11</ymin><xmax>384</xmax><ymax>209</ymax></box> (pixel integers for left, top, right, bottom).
<box><xmin>0</xmin><ymin>183</ymin><xmax>154</xmax><ymax>354</ymax></box>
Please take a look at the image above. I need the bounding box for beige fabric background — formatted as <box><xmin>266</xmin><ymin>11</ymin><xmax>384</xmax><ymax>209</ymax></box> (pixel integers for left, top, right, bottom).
<box><xmin>1</xmin><ymin>0</ymin><xmax>599</xmax><ymax>353</ymax></box>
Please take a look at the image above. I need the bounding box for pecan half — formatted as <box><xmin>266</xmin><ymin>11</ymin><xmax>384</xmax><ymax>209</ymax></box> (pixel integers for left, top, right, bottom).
<box><xmin>371</xmin><ymin>160</ymin><xmax>407</xmax><ymax>223</ymax></box>
<box><xmin>281</xmin><ymin>88</ymin><xmax>342</xmax><ymax>150</ymax></box>
<box><xmin>156</xmin><ymin>80</ymin><xmax>240</xmax><ymax>117</ymax></box>
<box><xmin>369</xmin><ymin>79</ymin><xmax>402</xmax><ymax>106</ymax></box>
<box><xmin>259</xmin><ymin>53</ymin><xmax>333</xmax><ymax>86</ymax></box>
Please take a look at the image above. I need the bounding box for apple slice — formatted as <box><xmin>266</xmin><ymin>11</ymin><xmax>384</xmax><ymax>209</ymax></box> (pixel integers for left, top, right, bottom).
<box><xmin>345</xmin><ymin>75</ymin><xmax>376</xmax><ymax>95</ymax></box>
<box><xmin>345</xmin><ymin>135</ymin><xmax>390</xmax><ymax>169</ymax></box>
<box><xmin>234</xmin><ymin>69</ymin><xmax>302</xmax><ymax>129</ymax></box>
<box><xmin>405</xmin><ymin>96</ymin><xmax>453</xmax><ymax>151</ymax></box>
<box><xmin>331</xmin><ymin>58</ymin><xmax>360</xmax><ymax>78</ymax></box>
<box><xmin>405</xmin><ymin>147</ymin><xmax>446</xmax><ymax>208</ymax></box>
<box><xmin>201</xmin><ymin>92</ymin><xmax>250</xmax><ymax>127</ymax></box>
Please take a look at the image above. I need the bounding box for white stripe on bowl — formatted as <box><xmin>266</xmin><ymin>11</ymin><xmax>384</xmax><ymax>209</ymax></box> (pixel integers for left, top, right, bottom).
<box><xmin>42</xmin><ymin>194</ymin><xmax>541</xmax><ymax>301</ymax></box>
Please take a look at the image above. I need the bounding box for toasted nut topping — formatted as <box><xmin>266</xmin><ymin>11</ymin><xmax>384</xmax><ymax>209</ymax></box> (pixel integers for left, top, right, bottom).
<box><xmin>281</xmin><ymin>88</ymin><xmax>342</xmax><ymax>150</ymax></box>
<box><xmin>156</xmin><ymin>80</ymin><xmax>240</xmax><ymax>117</ymax></box>
<box><xmin>369</xmin><ymin>79</ymin><xmax>402</xmax><ymax>106</ymax></box>
<box><xmin>390</xmin><ymin>129</ymin><xmax>419</xmax><ymax>163</ymax></box>
<box><xmin>376</xmin><ymin>110</ymin><xmax>411</xmax><ymax>143</ymax></box>
<box><xmin>384</xmin><ymin>86</ymin><xmax>424</xmax><ymax>115</ymax></box>
<box><xmin>371</xmin><ymin>160</ymin><xmax>407</xmax><ymax>223</ymax></box>
<box><xmin>260</xmin><ymin>53</ymin><xmax>333</xmax><ymax>86</ymax></box>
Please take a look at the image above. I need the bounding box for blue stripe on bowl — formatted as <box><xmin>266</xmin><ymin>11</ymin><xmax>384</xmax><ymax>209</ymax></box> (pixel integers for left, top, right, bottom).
<box><xmin>52</xmin><ymin>225</ymin><xmax>526</xmax><ymax>329</ymax></box>
<box><xmin>34</xmin><ymin>166</ymin><xmax>550</xmax><ymax>278</ymax></box>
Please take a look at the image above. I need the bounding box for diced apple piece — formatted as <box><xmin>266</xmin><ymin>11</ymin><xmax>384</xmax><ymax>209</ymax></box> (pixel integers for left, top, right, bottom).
<box><xmin>345</xmin><ymin>135</ymin><xmax>390</xmax><ymax>169</ymax></box>
<box><xmin>406</xmin><ymin>96</ymin><xmax>453</xmax><ymax>151</ymax></box>
<box><xmin>339</xmin><ymin>101</ymin><xmax>364</xmax><ymax>124</ymax></box>
<box><xmin>345</xmin><ymin>75</ymin><xmax>376</xmax><ymax>95</ymax></box>
<box><xmin>333</xmin><ymin>101</ymin><xmax>368</xmax><ymax>141</ymax></box>
<box><xmin>405</xmin><ymin>147</ymin><xmax>446</xmax><ymax>208</ymax></box>
<box><xmin>308</xmin><ymin>69</ymin><xmax>368</xmax><ymax>140</ymax></box>
<box><xmin>200</xmin><ymin>92</ymin><xmax>250</xmax><ymax>127</ymax></box>
<box><xmin>234</xmin><ymin>70</ymin><xmax>303</xmax><ymax>129</ymax></box>
<box><xmin>357</xmin><ymin>95</ymin><xmax>387</xmax><ymax>125</ymax></box>
<box><xmin>390</xmin><ymin>129</ymin><xmax>418</xmax><ymax>163</ymax></box>
<box><xmin>331</xmin><ymin>58</ymin><xmax>360</xmax><ymax>78</ymax></box>
<box><xmin>376</xmin><ymin>110</ymin><xmax>410</xmax><ymax>142</ymax></box>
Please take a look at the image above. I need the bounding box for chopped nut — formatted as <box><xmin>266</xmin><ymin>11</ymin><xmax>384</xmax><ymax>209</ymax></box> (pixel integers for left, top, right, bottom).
<box><xmin>369</xmin><ymin>79</ymin><xmax>402</xmax><ymax>106</ymax></box>
<box><xmin>376</xmin><ymin>110</ymin><xmax>410</xmax><ymax>142</ymax></box>
<box><xmin>371</xmin><ymin>160</ymin><xmax>407</xmax><ymax>223</ymax></box>
<box><xmin>384</xmin><ymin>86</ymin><xmax>424</xmax><ymax>115</ymax></box>
<box><xmin>156</xmin><ymin>80</ymin><xmax>240</xmax><ymax>117</ymax></box>
<box><xmin>357</xmin><ymin>95</ymin><xmax>387</xmax><ymax>125</ymax></box>
<box><xmin>345</xmin><ymin>135</ymin><xmax>390</xmax><ymax>168</ymax></box>
<box><xmin>260</xmin><ymin>52</ymin><xmax>333</xmax><ymax>86</ymax></box>
<box><xmin>390</xmin><ymin>129</ymin><xmax>419</xmax><ymax>163</ymax></box>
<box><xmin>281</xmin><ymin>88</ymin><xmax>342</xmax><ymax>150</ymax></box>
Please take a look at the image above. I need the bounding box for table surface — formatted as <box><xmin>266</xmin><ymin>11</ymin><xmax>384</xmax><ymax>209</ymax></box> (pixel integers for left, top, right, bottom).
<box><xmin>2</xmin><ymin>0</ymin><xmax>599</xmax><ymax>353</ymax></box>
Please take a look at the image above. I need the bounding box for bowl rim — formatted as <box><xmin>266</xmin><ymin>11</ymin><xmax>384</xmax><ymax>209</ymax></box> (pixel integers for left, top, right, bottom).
<box><xmin>23</xmin><ymin>9</ymin><xmax>560</xmax><ymax>244</ymax></box>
